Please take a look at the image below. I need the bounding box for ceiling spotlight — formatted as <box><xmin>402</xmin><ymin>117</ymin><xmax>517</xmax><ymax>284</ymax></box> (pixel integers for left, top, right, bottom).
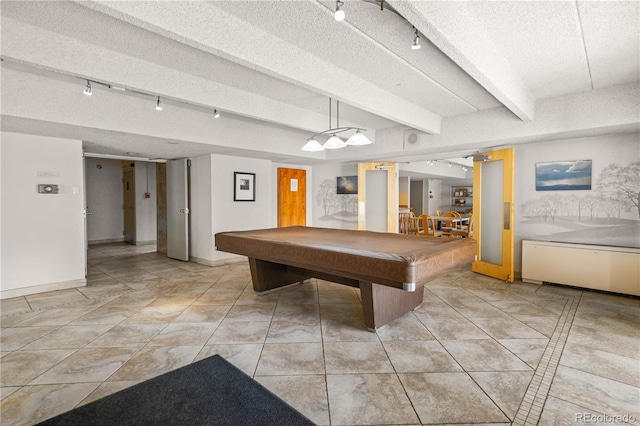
<box><xmin>462</xmin><ymin>166</ymin><xmax>468</xmax><ymax>171</ymax></box>
<box><xmin>334</xmin><ymin>0</ymin><xmax>345</xmax><ymax>21</ymax></box>
<box><xmin>155</xmin><ymin>96</ymin><xmax>163</xmax><ymax>111</ymax></box>
<box><xmin>302</xmin><ymin>138</ymin><xmax>324</xmax><ymax>152</ymax></box>
<box><xmin>412</xmin><ymin>28</ymin><xmax>421</xmax><ymax>50</ymax></box>
<box><xmin>214</xmin><ymin>109</ymin><xmax>220</xmax><ymax>118</ymax></box>
<box><xmin>448</xmin><ymin>162</ymin><xmax>452</xmax><ymax>167</ymax></box>
<box><xmin>83</xmin><ymin>80</ymin><xmax>92</xmax><ymax>96</ymax></box>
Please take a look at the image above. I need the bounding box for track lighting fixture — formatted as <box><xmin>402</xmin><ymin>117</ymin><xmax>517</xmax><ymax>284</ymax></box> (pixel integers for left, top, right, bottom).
<box><xmin>302</xmin><ymin>98</ymin><xmax>372</xmax><ymax>152</ymax></box>
<box><xmin>155</xmin><ymin>96</ymin><xmax>163</xmax><ymax>111</ymax></box>
<box><xmin>412</xmin><ymin>28</ymin><xmax>421</xmax><ymax>50</ymax></box>
<box><xmin>83</xmin><ymin>80</ymin><xmax>92</xmax><ymax>96</ymax></box>
<box><xmin>334</xmin><ymin>0</ymin><xmax>345</xmax><ymax>21</ymax></box>
<box><xmin>214</xmin><ymin>109</ymin><xmax>220</xmax><ymax>118</ymax></box>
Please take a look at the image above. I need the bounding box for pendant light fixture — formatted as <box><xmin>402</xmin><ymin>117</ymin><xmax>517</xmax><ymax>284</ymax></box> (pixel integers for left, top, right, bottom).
<box><xmin>301</xmin><ymin>98</ymin><xmax>372</xmax><ymax>151</ymax></box>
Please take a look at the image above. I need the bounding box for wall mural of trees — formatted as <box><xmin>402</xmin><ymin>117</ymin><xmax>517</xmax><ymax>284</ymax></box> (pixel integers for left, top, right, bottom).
<box><xmin>520</xmin><ymin>158</ymin><xmax>640</xmax><ymax>247</ymax></box>
<box><xmin>316</xmin><ymin>179</ymin><xmax>358</xmax><ymax>222</ymax></box>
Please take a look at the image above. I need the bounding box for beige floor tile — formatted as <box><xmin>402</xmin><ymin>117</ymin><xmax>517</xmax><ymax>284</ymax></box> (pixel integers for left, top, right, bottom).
<box><xmin>80</xmin><ymin>380</ymin><xmax>142</xmax><ymax>406</ymax></box>
<box><xmin>195</xmin><ymin>343</ymin><xmax>263</xmax><ymax>376</ymax></box>
<box><xmin>1</xmin><ymin>349</ymin><xmax>75</xmax><ymax>386</ymax></box>
<box><xmin>193</xmin><ymin>291</ymin><xmax>241</xmax><ymax>305</ymax></box>
<box><xmin>497</xmin><ymin>338</ymin><xmax>549</xmax><ymax>368</ymax></box>
<box><xmin>375</xmin><ymin>315</ymin><xmax>435</xmax><ymax>341</ymax></box>
<box><xmin>173</xmin><ymin>304</ymin><xmax>231</xmax><ymax>323</ymax></box>
<box><xmin>382</xmin><ymin>340</ymin><xmax>463</xmax><ymax>373</ymax></box>
<box><xmin>206</xmin><ymin>320</ymin><xmax>270</xmax><ymax>344</ymax></box>
<box><xmin>147</xmin><ymin>322</ymin><xmax>218</xmax><ymax>346</ymax></box>
<box><xmin>256</xmin><ymin>375</ymin><xmax>329</xmax><ymax>425</ymax></box>
<box><xmin>255</xmin><ymin>342</ymin><xmax>325</xmax><ymax>375</ymax></box>
<box><xmin>0</xmin><ymin>297</ymin><xmax>32</xmax><ymax>316</ymax></box>
<box><xmin>548</xmin><ymin>365</ymin><xmax>640</xmax><ymax>419</ymax></box>
<box><xmin>538</xmin><ymin>395</ymin><xmax>610</xmax><ymax>425</ymax></box>
<box><xmin>86</xmin><ymin>323</ymin><xmax>167</xmax><ymax>348</ymax></box>
<box><xmin>10</xmin><ymin>307</ymin><xmax>98</xmax><ymax>327</ymax></box>
<box><xmin>266</xmin><ymin>321</ymin><xmax>322</xmax><ymax>343</ymax></box>
<box><xmin>0</xmin><ymin>383</ymin><xmax>100</xmax><ymax>425</ymax></box>
<box><xmin>439</xmin><ymin>339</ymin><xmax>533</xmax><ymax>371</ymax></box>
<box><xmin>319</xmin><ymin>303</ymin><xmax>363</xmax><ymax>321</ymax></box>
<box><xmin>419</xmin><ymin>317</ymin><xmax>491</xmax><ymax>340</ymax></box>
<box><xmin>30</xmin><ymin>347</ymin><xmax>138</xmax><ymax>384</ymax></box>
<box><xmin>469</xmin><ymin>317</ymin><xmax>549</xmax><ymax>339</ymax></box>
<box><xmin>326</xmin><ymin>374</ymin><xmax>419</xmax><ymax>425</ymax></box>
<box><xmin>324</xmin><ymin>341</ymin><xmax>394</xmax><ymax>374</ymax></box>
<box><xmin>124</xmin><ymin>305</ymin><xmax>187</xmax><ymax>323</ymax></box>
<box><xmin>71</xmin><ymin>305</ymin><xmax>143</xmax><ymax>325</ymax></box>
<box><xmin>25</xmin><ymin>289</ymin><xmax>88</xmax><ymax>310</ymax></box>
<box><xmin>223</xmin><ymin>304</ymin><xmax>275</xmax><ymax>322</ymax></box>
<box><xmin>510</xmin><ymin>315</ymin><xmax>560</xmax><ymax>337</ymax></box>
<box><xmin>235</xmin><ymin>291</ymin><xmax>280</xmax><ymax>306</ymax></box>
<box><xmin>108</xmin><ymin>345</ymin><xmax>201</xmax><ymax>382</ymax></box>
<box><xmin>399</xmin><ymin>372</ymin><xmax>510</xmax><ymax>424</ymax></box>
<box><xmin>567</xmin><ymin>324</ymin><xmax>639</xmax><ymax>359</ymax></box>
<box><xmin>318</xmin><ymin>289</ymin><xmax>360</xmax><ymax>304</ymax></box>
<box><xmin>469</xmin><ymin>371</ymin><xmax>534</xmax><ymax>420</ymax></box>
<box><xmin>0</xmin><ymin>326</ymin><xmax>59</xmax><ymax>351</ymax></box>
<box><xmin>23</xmin><ymin>324</ymin><xmax>114</xmax><ymax>350</ymax></box>
<box><xmin>560</xmin><ymin>342</ymin><xmax>640</xmax><ymax>387</ymax></box>
<box><xmin>1</xmin><ymin>386</ymin><xmax>21</xmax><ymax>401</ymax></box>
<box><xmin>273</xmin><ymin>303</ymin><xmax>321</xmax><ymax>323</ymax></box>
<box><xmin>321</xmin><ymin>317</ymin><xmax>380</xmax><ymax>342</ymax></box>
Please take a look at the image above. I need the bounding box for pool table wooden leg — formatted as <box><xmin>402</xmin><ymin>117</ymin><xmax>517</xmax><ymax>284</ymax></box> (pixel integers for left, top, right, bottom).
<box><xmin>248</xmin><ymin>258</ymin><xmax>312</xmax><ymax>293</ymax></box>
<box><xmin>359</xmin><ymin>281</ymin><xmax>424</xmax><ymax>331</ymax></box>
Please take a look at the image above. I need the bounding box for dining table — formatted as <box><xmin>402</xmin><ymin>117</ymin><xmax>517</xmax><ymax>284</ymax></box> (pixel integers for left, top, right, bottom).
<box><xmin>429</xmin><ymin>215</ymin><xmax>471</xmax><ymax>230</ymax></box>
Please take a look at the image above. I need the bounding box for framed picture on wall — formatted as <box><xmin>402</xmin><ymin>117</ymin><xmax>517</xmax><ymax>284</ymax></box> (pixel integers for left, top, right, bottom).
<box><xmin>234</xmin><ymin>172</ymin><xmax>256</xmax><ymax>201</ymax></box>
<box><xmin>337</xmin><ymin>175</ymin><xmax>358</xmax><ymax>194</ymax></box>
<box><xmin>535</xmin><ymin>160</ymin><xmax>592</xmax><ymax>191</ymax></box>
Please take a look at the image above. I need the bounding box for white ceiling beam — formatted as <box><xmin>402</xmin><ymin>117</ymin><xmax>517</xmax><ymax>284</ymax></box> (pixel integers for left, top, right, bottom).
<box><xmin>77</xmin><ymin>0</ymin><xmax>442</xmax><ymax>135</ymax></box>
<box><xmin>0</xmin><ymin>17</ymin><xmax>348</xmax><ymax>135</ymax></box>
<box><xmin>389</xmin><ymin>0</ymin><xmax>536</xmax><ymax>122</ymax></box>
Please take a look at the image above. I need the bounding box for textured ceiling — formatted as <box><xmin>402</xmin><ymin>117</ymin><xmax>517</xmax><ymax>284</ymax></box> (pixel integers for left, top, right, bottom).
<box><xmin>1</xmin><ymin>0</ymin><xmax>638</xmax><ymax>168</ymax></box>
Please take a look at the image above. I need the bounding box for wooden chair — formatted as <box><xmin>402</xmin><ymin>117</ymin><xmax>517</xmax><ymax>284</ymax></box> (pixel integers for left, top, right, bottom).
<box><xmin>399</xmin><ymin>212</ymin><xmax>415</xmax><ymax>234</ymax></box>
<box><xmin>450</xmin><ymin>216</ymin><xmax>473</xmax><ymax>238</ymax></box>
<box><xmin>417</xmin><ymin>214</ymin><xmax>443</xmax><ymax>237</ymax></box>
<box><xmin>441</xmin><ymin>211</ymin><xmax>459</xmax><ymax>235</ymax></box>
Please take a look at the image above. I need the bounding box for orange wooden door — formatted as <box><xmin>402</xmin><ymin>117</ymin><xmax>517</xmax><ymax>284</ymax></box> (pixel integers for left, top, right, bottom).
<box><xmin>277</xmin><ymin>168</ymin><xmax>306</xmax><ymax>227</ymax></box>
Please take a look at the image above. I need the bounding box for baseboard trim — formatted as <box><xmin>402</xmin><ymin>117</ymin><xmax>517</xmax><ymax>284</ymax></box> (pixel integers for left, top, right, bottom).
<box><xmin>0</xmin><ymin>279</ymin><xmax>87</xmax><ymax>300</ymax></box>
<box><xmin>88</xmin><ymin>238</ymin><xmax>125</xmax><ymax>244</ymax></box>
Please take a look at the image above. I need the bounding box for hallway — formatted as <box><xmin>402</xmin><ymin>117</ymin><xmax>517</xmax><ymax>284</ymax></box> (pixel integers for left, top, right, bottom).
<box><xmin>1</xmin><ymin>243</ymin><xmax>638</xmax><ymax>425</ymax></box>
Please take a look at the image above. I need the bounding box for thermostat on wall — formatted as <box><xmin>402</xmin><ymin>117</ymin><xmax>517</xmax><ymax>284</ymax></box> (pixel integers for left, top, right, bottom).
<box><xmin>38</xmin><ymin>184</ymin><xmax>59</xmax><ymax>194</ymax></box>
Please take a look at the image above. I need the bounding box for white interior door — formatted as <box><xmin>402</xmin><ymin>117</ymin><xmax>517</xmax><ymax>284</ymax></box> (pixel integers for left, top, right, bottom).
<box><xmin>167</xmin><ymin>159</ymin><xmax>189</xmax><ymax>261</ymax></box>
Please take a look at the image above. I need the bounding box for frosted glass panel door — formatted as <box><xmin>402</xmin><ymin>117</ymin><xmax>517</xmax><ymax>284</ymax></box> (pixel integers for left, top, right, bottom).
<box><xmin>480</xmin><ymin>161</ymin><xmax>503</xmax><ymax>265</ymax></box>
<box><xmin>472</xmin><ymin>148</ymin><xmax>515</xmax><ymax>282</ymax></box>
<box><xmin>365</xmin><ymin>170</ymin><xmax>388</xmax><ymax>232</ymax></box>
<box><xmin>167</xmin><ymin>159</ymin><xmax>189</xmax><ymax>261</ymax></box>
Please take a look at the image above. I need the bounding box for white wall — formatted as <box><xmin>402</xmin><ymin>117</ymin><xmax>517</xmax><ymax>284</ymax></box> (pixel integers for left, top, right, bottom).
<box><xmin>311</xmin><ymin>162</ymin><xmax>359</xmax><ymax>230</ymax></box>
<box><xmin>85</xmin><ymin>157</ymin><xmax>123</xmax><ymax>243</ymax></box>
<box><xmin>134</xmin><ymin>161</ymin><xmax>157</xmax><ymax>244</ymax></box>
<box><xmin>188</xmin><ymin>154</ymin><xmax>274</xmax><ymax>263</ymax></box>
<box><xmin>514</xmin><ymin>132</ymin><xmax>640</xmax><ymax>272</ymax></box>
<box><xmin>1</xmin><ymin>132</ymin><xmax>86</xmax><ymax>298</ymax></box>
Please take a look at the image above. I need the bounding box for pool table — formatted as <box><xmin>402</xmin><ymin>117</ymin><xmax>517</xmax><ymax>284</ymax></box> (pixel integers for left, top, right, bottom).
<box><xmin>215</xmin><ymin>226</ymin><xmax>476</xmax><ymax>330</ymax></box>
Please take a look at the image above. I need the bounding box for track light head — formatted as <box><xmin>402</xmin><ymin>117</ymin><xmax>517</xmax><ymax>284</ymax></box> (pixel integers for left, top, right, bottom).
<box><xmin>155</xmin><ymin>96</ymin><xmax>163</xmax><ymax>111</ymax></box>
<box><xmin>214</xmin><ymin>109</ymin><xmax>220</xmax><ymax>118</ymax></box>
<box><xmin>412</xmin><ymin>29</ymin><xmax>421</xmax><ymax>50</ymax></box>
<box><xmin>334</xmin><ymin>0</ymin><xmax>345</xmax><ymax>21</ymax></box>
<box><xmin>83</xmin><ymin>80</ymin><xmax>92</xmax><ymax>96</ymax></box>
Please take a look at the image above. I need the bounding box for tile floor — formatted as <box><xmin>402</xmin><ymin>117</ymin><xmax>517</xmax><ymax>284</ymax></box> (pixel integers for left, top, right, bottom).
<box><xmin>1</xmin><ymin>243</ymin><xmax>638</xmax><ymax>425</ymax></box>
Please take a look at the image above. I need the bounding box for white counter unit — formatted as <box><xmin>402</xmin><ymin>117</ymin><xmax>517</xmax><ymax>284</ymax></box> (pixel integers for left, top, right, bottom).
<box><xmin>522</xmin><ymin>240</ymin><xmax>640</xmax><ymax>296</ymax></box>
